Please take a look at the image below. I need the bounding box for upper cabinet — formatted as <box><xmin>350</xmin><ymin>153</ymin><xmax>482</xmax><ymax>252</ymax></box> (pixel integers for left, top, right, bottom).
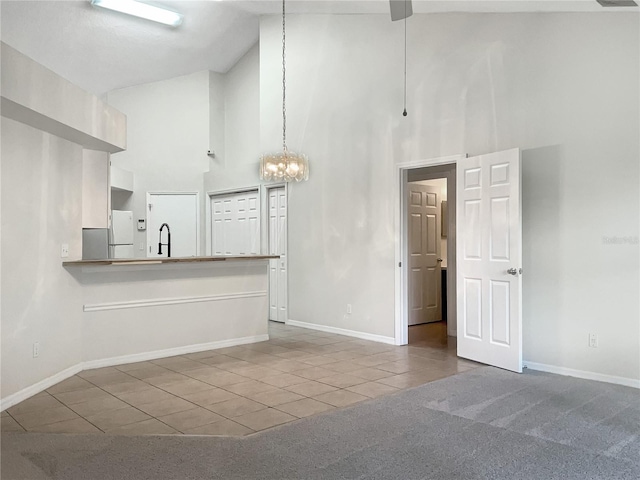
<box><xmin>1</xmin><ymin>43</ymin><xmax>127</xmax><ymax>153</ymax></box>
<box><xmin>110</xmin><ymin>165</ymin><xmax>134</xmax><ymax>193</ymax></box>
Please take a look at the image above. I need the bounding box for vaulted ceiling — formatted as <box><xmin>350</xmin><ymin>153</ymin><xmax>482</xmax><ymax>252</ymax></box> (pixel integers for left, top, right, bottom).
<box><xmin>0</xmin><ymin>0</ymin><xmax>628</xmax><ymax>95</ymax></box>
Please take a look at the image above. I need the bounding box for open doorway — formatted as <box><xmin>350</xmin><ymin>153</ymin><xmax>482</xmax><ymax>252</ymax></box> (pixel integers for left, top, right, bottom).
<box><xmin>405</xmin><ymin>165</ymin><xmax>456</xmax><ymax>348</ymax></box>
<box><xmin>396</xmin><ymin>149</ymin><xmax>524</xmax><ymax>373</ymax></box>
<box><xmin>147</xmin><ymin>192</ymin><xmax>200</xmax><ymax>257</ymax></box>
<box><xmin>407</xmin><ymin>177</ymin><xmax>449</xmax><ymax>346</ymax></box>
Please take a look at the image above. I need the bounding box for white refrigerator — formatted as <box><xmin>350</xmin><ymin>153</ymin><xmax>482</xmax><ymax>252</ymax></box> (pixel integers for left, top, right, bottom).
<box><xmin>110</xmin><ymin>210</ymin><xmax>134</xmax><ymax>258</ymax></box>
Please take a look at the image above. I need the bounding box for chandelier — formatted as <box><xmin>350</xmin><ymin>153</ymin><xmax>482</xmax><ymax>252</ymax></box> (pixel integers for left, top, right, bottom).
<box><xmin>260</xmin><ymin>0</ymin><xmax>309</xmax><ymax>182</ymax></box>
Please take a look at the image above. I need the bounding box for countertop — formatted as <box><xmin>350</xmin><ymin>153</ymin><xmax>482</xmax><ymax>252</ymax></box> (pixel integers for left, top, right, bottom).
<box><xmin>63</xmin><ymin>255</ymin><xmax>279</xmax><ymax>267</ymax></box>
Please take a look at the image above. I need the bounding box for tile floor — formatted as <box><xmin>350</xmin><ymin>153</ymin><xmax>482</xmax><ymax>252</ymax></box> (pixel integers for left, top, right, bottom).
<box><xmin>2</xmin><ymin>322</ymin><xmax>481</xmax><ymax>437</ymax></box>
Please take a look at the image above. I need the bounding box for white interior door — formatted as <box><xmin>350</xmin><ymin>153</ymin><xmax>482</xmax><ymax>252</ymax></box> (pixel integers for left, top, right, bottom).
<box><xmin>408</xmin><ymin>183</ymin><xmax>442</xmax><ymax>326</ymax></box>
<box><xmin>210</xmin><ymin>190</ymin><xmax>260</xmax><ymax>255</ymax></box>
<box><xmin>456</xmin><ymin>148</ymin><xmax>522</xmax><ymax>372</ymax></box>
<box><xmin>147</xmin><ymin>193</ymin><xmax>198</xmax><ymax>257</ymax></box>
<box><xmin>268</xmin><ymin>187</ymin><xmax>287</xmax><ymax>322</ymax></box>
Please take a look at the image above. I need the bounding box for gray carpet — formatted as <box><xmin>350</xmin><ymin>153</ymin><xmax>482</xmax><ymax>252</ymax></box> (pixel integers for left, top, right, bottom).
<box><xmin>2</xmin><ymin>367</ymin><xmax>639</xmax><ymax>480</ymax></box>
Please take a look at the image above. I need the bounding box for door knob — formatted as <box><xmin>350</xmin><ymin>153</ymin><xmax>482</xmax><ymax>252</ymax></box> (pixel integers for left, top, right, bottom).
<box><xmin>507</xmin><ymin>268</ymin><xmax>518</xmax><ymax>276</ymax></box>
<box><xmin>437</xmin><ymin>258</ymin><xmax>443</xmax><ymax>263</ymax></box>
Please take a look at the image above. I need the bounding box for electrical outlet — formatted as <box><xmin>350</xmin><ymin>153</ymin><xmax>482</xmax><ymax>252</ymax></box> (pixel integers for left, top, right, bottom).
<box><xmin>346</xmin><ymin>304</ymin><xmax>352</xmax><ymax>315</ymax></box>
<box><xmin>33</xmin><ymin>342</ymin><xmax>40</xmax><ymax>358</ymax></box>
<box><xmin>589</xmin><ymin>333</ymin><xmax>598</xmax><ymax>348</ymax></box>
<box><xmin>60</xmin><ymin>244</ymin><xmax>69</xmax><ymax>258</ymax></box>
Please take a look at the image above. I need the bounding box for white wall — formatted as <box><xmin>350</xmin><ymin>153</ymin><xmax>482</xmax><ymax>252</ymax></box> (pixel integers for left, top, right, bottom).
<box><xmin>260</xmin><ymin>13</ymin><xmax>639</xmax><ymax>382</ymax></box>
<box><xmin>209</xmin><ymin>71</ymin><xmax>226</xmax><ymax>169</ymax></box>
<box><xmin>204</xmin><ymin>43</ymin><xmax>261</xmax><ymax>194</ymax></box>
<box><xmin>106</xmin><ymin>71</ymin><xmax>212</xmax><ymax>257</ymax></box>
<box><xmin>1</xmin><ymin>117</ymin><xmax>84</xmax><ymax>398</ymax></box>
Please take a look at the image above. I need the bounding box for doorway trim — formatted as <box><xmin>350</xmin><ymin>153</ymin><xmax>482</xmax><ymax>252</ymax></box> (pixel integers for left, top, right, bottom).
<box><xmin>262</xmin><ymin>182</ymin><xmax>289</xmax><ymax>323</ymax></box>
<box><xmin>205</xmin><ymin>185</ymin><xmax>262</xmax><ymax>256</ymax></box>
<box><xmin>146</xmin><ymin>191</ymin><xmax>201</xmax><ymax>257</ymax></box>
<box><xmin>394</xmin><ymin>155</ymin><xmax>464</xmax><ymax>346</ymax></box>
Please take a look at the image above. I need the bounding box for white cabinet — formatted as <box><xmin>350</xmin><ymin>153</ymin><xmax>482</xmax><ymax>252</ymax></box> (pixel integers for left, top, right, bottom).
<box><xmin>82</xmin><ymin>149</ymin><xmax>110</xmax><ymax>228</ymax></box>
<box><xmin>110</xmin><ymin>165</ymin><xmax>133</xmax><ymax>192</ymax></box>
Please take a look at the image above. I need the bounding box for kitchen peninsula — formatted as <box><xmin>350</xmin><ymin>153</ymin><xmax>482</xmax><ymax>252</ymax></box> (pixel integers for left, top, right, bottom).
<box><xmin>1</xmin><ymin>44</ymin><xmax>281</xmax><ymax>410</ymax></box>
<box><xmin>64</xmin><ymin>255</ymin><xmax>278</xmax><ymax>369</ymax></box>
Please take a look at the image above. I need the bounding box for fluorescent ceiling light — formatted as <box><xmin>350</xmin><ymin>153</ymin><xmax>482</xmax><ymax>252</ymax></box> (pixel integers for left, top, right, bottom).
<box><xmin>91</xmin><ymin>0</ymin><xmax>183</xmax><ymax>27</ymax></box>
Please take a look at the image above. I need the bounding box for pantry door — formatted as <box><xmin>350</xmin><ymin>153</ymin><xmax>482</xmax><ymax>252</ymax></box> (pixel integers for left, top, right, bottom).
<box><xmin>268</xmin><ymin>187</ymin><xmax>287</xmax><ymax>323</ymax></box>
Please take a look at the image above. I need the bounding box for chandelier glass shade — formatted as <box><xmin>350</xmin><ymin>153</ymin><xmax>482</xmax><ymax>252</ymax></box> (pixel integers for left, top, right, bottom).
<box><xmin>260</xmin><ymin>0</ymin><xmax>309</xmax><ymax>183</ymax></box>
<box><xmin>260</xmin><ymin>150</ymin><xmax>309</xmax><ymax>182</ymax></box>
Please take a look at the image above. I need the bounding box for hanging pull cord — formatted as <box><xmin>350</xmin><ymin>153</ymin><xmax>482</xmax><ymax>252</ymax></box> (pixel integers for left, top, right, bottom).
<box><xmin>403</xmin><ymin>0</ymin><xmax>407</xmax><ymax>117</ymax></box>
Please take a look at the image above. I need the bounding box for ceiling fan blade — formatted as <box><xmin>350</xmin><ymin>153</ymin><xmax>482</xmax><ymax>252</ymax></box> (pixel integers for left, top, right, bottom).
<box><xmin>390</xmin><ymin>0</ymin><xmax>413</xmax><ymax>21</ymax></box>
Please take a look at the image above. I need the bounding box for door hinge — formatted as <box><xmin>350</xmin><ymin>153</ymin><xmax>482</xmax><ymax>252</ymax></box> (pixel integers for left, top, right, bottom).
<box><xmin>398</xmin><ymin>262</ymin><xmax>402</xmax><ymax>267</ymax></box>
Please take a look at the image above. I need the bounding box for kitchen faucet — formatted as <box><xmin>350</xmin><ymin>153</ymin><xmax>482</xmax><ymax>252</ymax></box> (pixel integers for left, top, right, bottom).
<box><xmin>158</xmin><ymin>223</ymin><xmax>171</xmax><ymax>257</ymax></box>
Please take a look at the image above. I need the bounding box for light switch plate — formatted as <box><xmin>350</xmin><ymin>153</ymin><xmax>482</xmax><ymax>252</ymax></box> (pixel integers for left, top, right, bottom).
<box><xmin>61</xmin><ymin>244</ymin><xmax>69</xmax><ymax>258</ymax></box>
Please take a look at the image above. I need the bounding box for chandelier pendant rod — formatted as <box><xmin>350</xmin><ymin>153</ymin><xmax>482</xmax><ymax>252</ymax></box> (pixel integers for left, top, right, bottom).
<box><xmin>282</xmin><ymin>0</ymin><xmax>287</xmax><ymax>154</ymax></box>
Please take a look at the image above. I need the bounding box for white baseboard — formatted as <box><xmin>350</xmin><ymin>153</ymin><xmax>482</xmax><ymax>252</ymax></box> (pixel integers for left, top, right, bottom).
<box><xmin>287</xmin><ymin>319</ymin><xmax>396</xmax><ymax>345</ymax></box>
<box><xmin>1</xmin><ymin>363</ymin><xmax>83</xmax><ymax>411</ymax></box>
<box><xmin>1</xmin><ymin>334</ymin><xmax>269</xmax><ymax>412</ymax></box>
<box><xmin>83</xmin><ymin>334</ymin><xmax>269</xmax><ymax>370</ymax></box>
<box><xmin>524</xmin><ymin>361</ymin><xmax>640</xmax><ymax>389</ymax></box>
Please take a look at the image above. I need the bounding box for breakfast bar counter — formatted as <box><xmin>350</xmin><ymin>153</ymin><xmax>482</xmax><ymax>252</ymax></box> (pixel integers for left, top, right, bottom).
<box><xmin>63</xmin><ymin>255</ymin><xmax>279</xmax><ymax>267</ymax></box>
<box><xmin>64</xmin><ymin>256</ymin><xmax>278</xmax><ymax>369</ymax></box>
